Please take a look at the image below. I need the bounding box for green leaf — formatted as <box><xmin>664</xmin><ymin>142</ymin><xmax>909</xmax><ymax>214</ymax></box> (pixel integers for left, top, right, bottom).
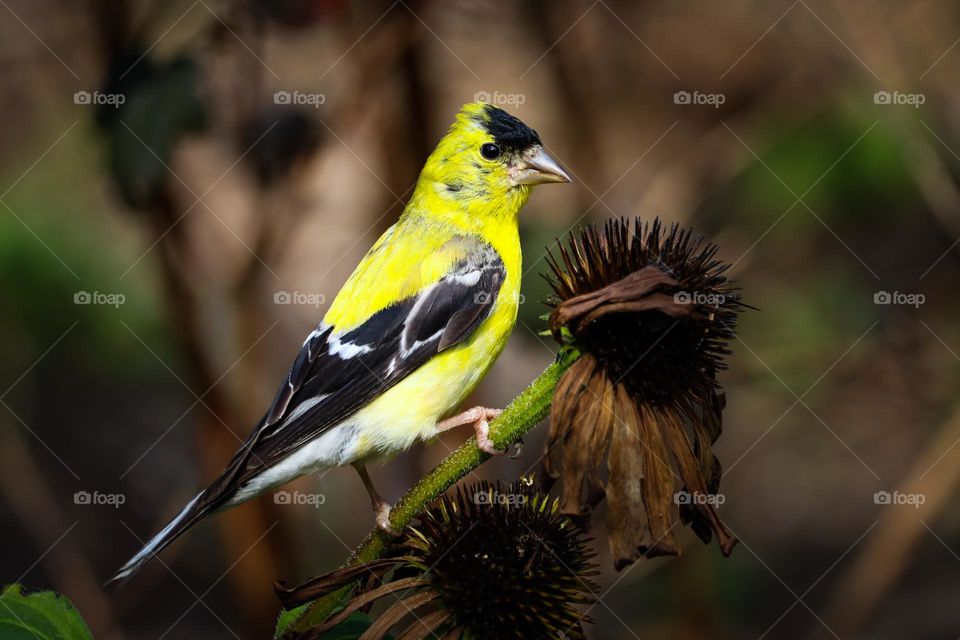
<box><xmin>0</xmin><ymin>584</ymin><xmax>93</xmax><ymax>640</ymax></box>
<box><xmin>275</xmin><ymin>602</ymin><xmax>308</xmax><ymax>637</ymax></box>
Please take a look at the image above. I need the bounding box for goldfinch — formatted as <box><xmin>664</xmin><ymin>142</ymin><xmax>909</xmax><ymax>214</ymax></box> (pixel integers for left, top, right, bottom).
<box><xmin>109</xmin><ymin>102</ymin><xmax>570</xmax><ymax>584</ymax></box>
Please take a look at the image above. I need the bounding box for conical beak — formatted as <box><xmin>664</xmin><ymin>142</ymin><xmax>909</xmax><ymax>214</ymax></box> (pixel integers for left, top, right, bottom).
<box><xmin>512</xmin><ymin>145</ymin><xmax>571</xmax><ymax>185</ymax></box>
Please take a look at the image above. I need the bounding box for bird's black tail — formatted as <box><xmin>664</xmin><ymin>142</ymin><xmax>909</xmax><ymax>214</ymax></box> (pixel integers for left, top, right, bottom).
<box><xmin>106</xmin><ymin>492</ymin><xmax>213</xmax><ymax>587</ymax></box>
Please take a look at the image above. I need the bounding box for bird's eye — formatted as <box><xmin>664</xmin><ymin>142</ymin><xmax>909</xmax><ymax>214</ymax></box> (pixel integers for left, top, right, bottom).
<box><xmin>480</xmin><ymin>143</ymin><xmax>501</xmax><ymax>160</ymax></box>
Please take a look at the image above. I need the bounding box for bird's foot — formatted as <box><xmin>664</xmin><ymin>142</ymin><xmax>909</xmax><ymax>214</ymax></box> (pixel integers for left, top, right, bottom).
<box><xmin>474</xmin><ymin>417</ymin><xmax>505</xmax><ymax>455</ymax></box>
<box><xmin>374</xmin><ymin>501</ymin><xmax>400</xmax><ymax>537</ymax></box>
<box><xmin>437</xmin><ymin>406</ymin><xmax>506</xmax><ymax>454</ymax></box>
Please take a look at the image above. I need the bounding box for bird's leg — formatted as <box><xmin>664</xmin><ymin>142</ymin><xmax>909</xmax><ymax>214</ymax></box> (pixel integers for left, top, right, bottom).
<box><xmin>436</xmin><ymin>406</ymin><xmax>506</xmax><ymax>455</ymax></box>
<box><xmin>352</xmin><ymin>463</ymin><xmax>399</xmax><ymax>536</ymax></box>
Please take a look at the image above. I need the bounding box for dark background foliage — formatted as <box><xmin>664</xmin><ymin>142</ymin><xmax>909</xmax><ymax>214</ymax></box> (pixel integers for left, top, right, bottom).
<box><xmin>1</xmin><ymin>1</ymin><xmax>959</xmax><ymax>638</ymax></box>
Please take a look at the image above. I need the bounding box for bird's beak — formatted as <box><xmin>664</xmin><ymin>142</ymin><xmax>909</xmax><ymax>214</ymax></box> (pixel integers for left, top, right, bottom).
<box><xmin>512</xmin><ymin>145</ymin><xmax>571</xmax><ymax>185</ymax></box>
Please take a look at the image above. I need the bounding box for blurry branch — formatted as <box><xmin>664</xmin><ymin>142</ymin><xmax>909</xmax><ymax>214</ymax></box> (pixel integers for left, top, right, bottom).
<box><xmin>85</xmin><ymin>1</ymin><xmax>291</xmax><ymax>634</ymax></box>
<box><xmin>523</xmin><ymin>0</ymin><xmax>606</xmax><ymax>208</ymax></box>
<box><xmin>237</xmin><ymin>1</ymin><xmax>425</xmax><ymax>293</ymax></box>
<box><xmin>372</xmin><ymin>0</ymin><xmax>433</xmax><ymax>239</ymax></box>
<box><xmin>0</xmin><ymin>412</ymin><xmax>123</xmax><ymax>640</ymax></box>
<box><xmin>816</xmin><ymin>402</ymin><xmax>960</xmax><ymax>638</ymax></box>
<box><xmin>830</xmin><ymin>0</ymin><xmax>960</xmax><ymax>248</ymax></box>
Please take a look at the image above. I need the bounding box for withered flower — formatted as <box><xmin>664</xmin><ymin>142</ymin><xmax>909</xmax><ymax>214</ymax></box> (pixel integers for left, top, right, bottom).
<box><xmin>277</xmin><ymin>479</ymin><xmax>598</xmax><ymax>640</ymax></box>
<box><xmin>542</xmin><ymin>217</ymin><xmax>743</xmax><ymax>569</ymax></box>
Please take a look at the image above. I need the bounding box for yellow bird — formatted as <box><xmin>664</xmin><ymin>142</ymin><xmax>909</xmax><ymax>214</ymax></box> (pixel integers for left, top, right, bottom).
<box><xmin>110</xmin><ymin>102</ymin><xmax>570</xmax><ymax>584</ymax></box>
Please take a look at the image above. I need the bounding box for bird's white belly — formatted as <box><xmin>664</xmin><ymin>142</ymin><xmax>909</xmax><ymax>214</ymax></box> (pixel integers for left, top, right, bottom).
<box><xmin>226</xmin><ymin>353</ymin><xmax>487</xmax><ymax>506</ymax></box>
<box><xmin>225</xmin><ymin>423</ymin><xmax>362</xmax><ymax>505</ymax></box>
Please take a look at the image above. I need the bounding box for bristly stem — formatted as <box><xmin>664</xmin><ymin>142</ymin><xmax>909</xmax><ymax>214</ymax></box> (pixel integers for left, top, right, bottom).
<box><xmin>276</xmin><ymin>356</ymin><xmax>574</xmax><ymax>637</ymax></box>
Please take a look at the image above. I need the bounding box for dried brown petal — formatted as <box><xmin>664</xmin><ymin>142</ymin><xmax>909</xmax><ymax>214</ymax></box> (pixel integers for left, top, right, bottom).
<box><xmin>662</xmin><ymin>410</ymin><xmax>737</xmax><ymax>556</ymax></box>
<box><xmin>291</xmin><ymin>577</ymin><xmax>427</xmax><ymax>638</ymax></box>
<box><xmin>275</xmin><ymin>557</ymin><xmax>414</xmax><ymax>608</ymax></box>
<box><xmin>606</xmin><ymin>385</ymin><xmax>651</xmax><ymax>568</ymax></box>
<box><xmin>395</xmin><ymin>609</ymin><xmax>454</xmax><ymax>640</ymax></box>
<box><xmin>560</xmin><ymin>367</ymin><xmax>614</xmax><ymax>515</ymax></box>
<box><xmin>550</xmin><ymin>265</ymin><xmax>691</xmax><ymax>340</ymax></box>
<box><xmin>545</xmin><ymin>355</ymin><xmax>597</xmax><ymax>480</ymax></box>
<box><xmin>357</xmin><ymin>589</ymin><xmax>439</xmax><ymax>640</ymax></box>
<box><xmin>637</xmin><ymin>402</ymin><xmax>680</xmax><ymax>558</ymax></box>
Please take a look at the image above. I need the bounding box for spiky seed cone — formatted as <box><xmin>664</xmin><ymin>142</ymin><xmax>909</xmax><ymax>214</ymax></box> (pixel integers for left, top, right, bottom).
<box><xmin>543</xmin><ymin>217</ymin><xmax>744</xmax><ymax>568</ymax></box>
<box><xmin>277</xmin><ymin>479</ymin><xmax>598</xmax><ymax>640</ymax></box>
<box><xmin>411</xmin><ymin>480</ymin><xmax>597</xmax><ymax>639</ymax></box>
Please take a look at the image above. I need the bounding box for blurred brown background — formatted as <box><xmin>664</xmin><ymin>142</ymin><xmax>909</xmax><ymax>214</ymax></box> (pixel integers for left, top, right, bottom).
<box><xmin>2</xmin><ymin>0</ymin><xmax>960</xmax><ymax>638</ymax></box>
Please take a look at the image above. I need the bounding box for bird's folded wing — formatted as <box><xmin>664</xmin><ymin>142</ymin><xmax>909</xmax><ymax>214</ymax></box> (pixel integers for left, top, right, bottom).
<box><xmin>206</xmin><ymin>236</ymin><xmax>506</xmax><ymax>496</ymax></box>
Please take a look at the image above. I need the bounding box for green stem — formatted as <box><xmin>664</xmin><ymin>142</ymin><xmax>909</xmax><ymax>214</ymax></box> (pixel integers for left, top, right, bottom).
<box><xmin>276</xmin><ymin>357</ymin><xmax>572</xmax><ymax>637</ymax></box>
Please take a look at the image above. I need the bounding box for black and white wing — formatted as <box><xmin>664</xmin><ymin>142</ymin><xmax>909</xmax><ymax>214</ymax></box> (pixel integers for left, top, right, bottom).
<box><xmin>212</xmin><ymin>237</ymin><xmax>506</xmax><ymax>492</ymax></box>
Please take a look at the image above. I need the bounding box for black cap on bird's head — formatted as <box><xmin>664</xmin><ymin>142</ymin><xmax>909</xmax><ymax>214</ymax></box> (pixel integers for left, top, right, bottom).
<box><xmin>427</xmin><ymin>102</ymin><xmax>571</xmax><ymax>194</ymax></box>
<box><xmin>475</xmin><ymin>104</ymin><xmax>542</xmax><ymax>154</ymax></box>
<box><xmin>456</xmin><ymin>102</ymin><xmax>570</xmax><ymax>187</ymax></box>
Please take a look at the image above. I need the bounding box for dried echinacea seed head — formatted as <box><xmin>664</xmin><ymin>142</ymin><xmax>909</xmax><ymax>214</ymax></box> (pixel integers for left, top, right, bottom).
<box><xmin>277</xmin><ymin>479</ymin><xmax>598</xmax><ymax>640</ymax></box>
<box><xmin>543</xmin><ymin>217</ymin><xmax>744</xmax><ymax>568</ymax></box>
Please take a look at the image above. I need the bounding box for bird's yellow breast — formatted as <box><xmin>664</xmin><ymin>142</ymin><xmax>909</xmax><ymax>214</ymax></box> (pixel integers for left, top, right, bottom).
<box><xmin>321</xmin><ymin>112</ymin><xmax>531</xmax><ymax>458</ymax></box>
<box><xmin>350</xmin><ymin>284</ymin><xmax>519</xmax><ymax>456</ymax></box>
<box><xmin>324</xmin><ymin>209</ymin><xmax>522</xmax><ymax>458</ymax></box>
